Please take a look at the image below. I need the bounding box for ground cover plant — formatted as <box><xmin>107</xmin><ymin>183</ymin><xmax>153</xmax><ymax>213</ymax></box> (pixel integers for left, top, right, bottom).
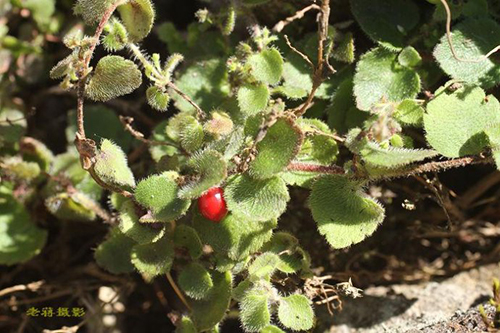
<box><xmin>3</xmin><ymin>0</ymin><xmax>500</xmax><ymax>332</ymax></box>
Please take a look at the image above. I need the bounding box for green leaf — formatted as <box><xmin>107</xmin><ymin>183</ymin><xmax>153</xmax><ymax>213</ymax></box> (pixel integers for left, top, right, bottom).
<box><xmin>354</xmin><ymin>47</ymin><xmax>420</xmax><ymax>111</ymax></box>
<box><xmin>75</xmin><ymin>0</ymin><xmax>122</xmax><ymax>24</ymax></box>
<box><xmin>172</xmin><ymin>59</ymin><xmax>229</xmax><ymax>113</ymax></box>
<box><xmin>332</xmin><ymin>32</ymin><xmax>355</xmax><ymax>64</ymax></box>
<box><xmin>240</xmin><ymin>289</ymin><xmax>271</xmax><ymax>332</ymax></box>
<box><xmin>94</xmin><ymin>139</ymin><xmax>135</xmax><ymax>190</ymax></box>
<box><xmin>117</xmin><ymin>0</ymin><xmax>155</xmax><ymax>42</ymax></box>
<box><xmin>134</xmin><ymin>172</ymin><xmax>191</xmax><ymax>222</ymax></box>
<box><xmin>309</xmin><ymin>175</ymin><xmax>385</xmax><ymax>249</ymax></box>
<box><xmin>351</xmin><ymin>0</ymin><xmax>419</xmax><ymax>50</ymax></box>
<box><xmin>179</xmin><ymin>150</ymin><xmax>227</xmax><ymax>199</ymax></box>
<box><xmin>176</xmin><ymin>316</ymin><xmax>197</xmax><ymax>333</ymax></box>
<box><xmin>204</xmin><ymin>111</ymin><xmax>234</xmax><ymax>138</ymax></box>
<box><xmin>393</xmin><ymin>99</ymin><xmax>424</xmax><ymax>127</ymax></box>
<box><xmin>346</xmin><ymin>130</ymin><xmax>437</xmax><ymax>168</ymax></box>
<box><xmin>86</xmin><ymin>55</ymin><xmax>142</xmax><ymax>102</ymax></box>
<box><xmin>45</xmin><ymin>192</ymin><xmax>97</xmax><ymax>222</ymax></box>
<box><xmin>1</xmin><ymin>157</ymin><xmax>41</xmax><ymax>181</ymax></box>
<box><xmin>248</xmin><ymin>48</ymin><xmax>284</xmax><ymax>85</ymax></box>
<box><xmin>116</xmin><ymin>196</ymin><xmax>165</xmax><ymax>244</ymax></box>
<box><xmin>193</xmin><ymin>211</ymin><xmax>276</xmax><ymax>260</ymax></box>
<box><xmin>277</xmin><ymin>294</ymin><xmax>314</xmax><ymax>331</ymax></box>
<box><xmin>249</xmin><ymin>118</ymin><xmax>304</xmax><ymax>179</ymax></box>
<box><xmin>174</xmin><ymin>224</ymin><xmax>203</xmax><ymax>259</ymax></box>
<box><xmin>192</xmin><ymin>271</ymin><xmax>232</xmax><ymax>331</ymax></box>
<box><xmin>248</xmin><ymin>252</ymin><xmax>280</xmax><ymax>279</ymax></box>
<box><xmin>434</xmin><ymin>18</ymin><xmax>500</xmax><ymax>89</ymax></box>
<box><xmin>424</xmin><ymin>84</ymin><xmax>500</xmax><ymax>157</ymax></box>
<box><xmin>179</xmin><ymin>262</ymin><xmax>214</xmax><ymax>300</ymax></box>
<box><xmin>224</xmin><ymin>175</ymin><xmax>289</xmax><ymax>222</ymax></box>
<box><xmin>0</xmin><ymin>193</ymin><xmax>47</xmax><ymax>265</ymax></box>
<box><xmin>261</xmin><ymin>232</ymin><xmax>310</xmax><ymax>274</ymax></box>
<box><xmin>95</xmin><ymin>228</ymin><xmax>136</xmax><ymax>274</ymax></box>
<box><xmin>22</xmin><ymin>0</ymin><xmax>55</xmax><ymax>29</ymax></box>
<box><xmin>398</xmin><ymin>46</ymin><xmax>422</xmax><ymax>68</ymax></box>
<box><xmin>20</xmin><ymin>137</ymin><xmax>54</xmax><ymax>172</ymax></box>
<box><xmin>238</xmin><ymin>83</ymin><xmax>270</xmax><ymax>116</ymax></box>
<box><xmin>0</xmin><ymin>108</ymin><xmax>26</xmax><ymax>146</ymax></box>
<box><xmin>261</xmin><ymin>326</ymin><xmax>285</xmax><ymax>333</ymax></box>
<box><xmin>243</xmin><ymin>0</ymin><xmax>271</xmax><ymax>6</ymax></box>
<box><xmin>102</xmin><ymin>18</ymin><xmax>128</xmax><ymax>51</ymax></box>
<box><xmin>249</xmin><ymin>118</ymin><xmax>303</xmax><ymax>179</ymax></box>
<box><xmin>166</xmin><ymin>114</ymin><xmax>204</xmax><ymax>153</ymax></box>
<box><xmin>296</xmin><ymin>118</ymin><xmax>338</xmax><ymax>165</ymax></box>
<box><xmin>232</xmin><ymin>278</ymin><xmax>253</xmax><ymax>302</ymax></box>
<box><xmin>146</xmin><ymin>86</ymin><xmax>170</xmax><ymax>112</ymax></box>
<box><xmin>131</xmin><ymin>235</ymin><xmax>174</xmax><ymax>280</ymax></box>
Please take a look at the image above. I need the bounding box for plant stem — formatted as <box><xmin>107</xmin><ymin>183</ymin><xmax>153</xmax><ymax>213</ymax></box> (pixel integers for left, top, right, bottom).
<box><xmin>166</xmin><ymin>272</ymin><xmax>192</xmax><ymax>312</ymax></box>
<box><xmin>287</xmin><ymin>162</ymin><xmax>345</xmax><ymax>175</ymax></box>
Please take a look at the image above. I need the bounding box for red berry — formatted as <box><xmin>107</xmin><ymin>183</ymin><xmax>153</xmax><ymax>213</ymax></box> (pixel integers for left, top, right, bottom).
<box><xmin>198</xmin><ymin>187</ymin><xmax>228</xmax><ymax>222</ymax></box>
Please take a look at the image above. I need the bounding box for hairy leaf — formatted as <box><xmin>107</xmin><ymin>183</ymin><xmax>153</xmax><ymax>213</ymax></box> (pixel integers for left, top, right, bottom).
<box><xmin>134</xmin><ymin>172</ymin><xmax>191</xmax><ymax>221</ymax></box>
<box><xmin>248</xmin><ymin>252</ymin><xmax>280</xmax><ymax>279</ymax></box>
<box><xmin>424</xmin><ymin>84</ymin><xmax>500</xmax><ymax>157</ymax></box>
<box><xmin>277</xmin><ymin>294</ymin><xmax>314</xmax><ymax>331</ymax></box>
<box><xmin>94</xmin><ymin>139</ymin><xmax>135</xmax><ymax>190</ymax></box>
<box><xmin>354</xmin><ymin>47</ymin><xmax>420</xmax><ymax>111</ymax></box>
<box><xmin>179</xmin><ymin>150</ymin><xmax>227</xmax><ymax>199</ymax></box>
<box><xmin>237</xmin><ymin>83</ymin><xmax>270</xmax><ymax>116</ymax></box>
<box><xmin>249</xmin><ymin>118</ymin><xmax>303</xmax><ymax>179</ymax></box>
<box><xmin>393</xmin><ymin>99</ymin><xmax>424</xmax><ymax>127</ymax></box>
<box><xmin>309</xmin><ymin>175</ymin><xmax>385</xmax><ymax>249</ymax></box>
<box><xmin>75</xmin><ymin>0</ymin><xmax>122</xmax><ymax>25</ymax></box>
<box><xmin>248</xmin><ymin>48</ymin><xmax>284</xmax><ymax>85</ymax></box>
<box><xmin>434</xmin><ymin>18</ymin><xmax>500</xmax><ymax>89</ymax></box>
<box><xmin>240</xmin><ymin>289</ymin><xmax>271</xmax><ymax>332</ymax></box>
<box><xmin>86</xmin><ymin>55</ymin><xmax>142</xmax><ymax>102</ymax></box>
<box><xmin>95</xmin><ymin>228</ymin><xmax>136</xmax><ymax>274</ymax></box>
<box><xmin>224</xmin><ymin>175</ymin><xmax>289</xmax><ymax>222</ymax></box>
<box><xmin>118</xmin><ymin>0</ymin><xmax>155</xmax><ymax>42</ymax></box>
<box><xmin>173</xmin><ymin>224</ymin><xmax>203</xmax><ymax>259</ymax></box>
<box><xmin>179</xmin><ymin>262</ymin><xmax>214</xmax><ymax>300</ymax></box>
<box><xmin>131</xmin><ymin>235</ymin><xmax>174</xmax><ymax>280</ymax></box>
<box><xmin>146</xmin><ymin>86</ymin><xmax>170</xmax><ymax>112</ymax></box>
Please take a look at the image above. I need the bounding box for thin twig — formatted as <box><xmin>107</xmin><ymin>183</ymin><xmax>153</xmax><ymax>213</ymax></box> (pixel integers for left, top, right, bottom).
<box><xmin>166</xmin><ymin>272</ymin><xmax>192</xmax><ymax>312</ymax></box>
<box><xmin>295</xmin><ymin>0</ymin><xmax>334</xmax><ymax>117</ymax></box>
<box><xmin>119</xmin><ymin>116</ymin><xmax>180</xmax><ymax>148</ymax></box>
<box><xmin>0</xmin><ymin>281</ymin><xmax>44</xmax><ymax>298</ymax></box>
<box><xmin>167</xmin><ymin>82</ymin><xmax>206</xmax><ymax>120</ymax></box>
<box><xmin>284</xmin><ymin>35</ymin><xmax>314</xmax><ymax>68</ymax></box>
<box><xmin>440</xmin><ymin>0</ymin><xmax>500</xmax><ymax>63</ymax></box>
<box><xmin>273</xmin><ymin>4</ymin><xmax>320</xmax><ymax>32</ymax></box>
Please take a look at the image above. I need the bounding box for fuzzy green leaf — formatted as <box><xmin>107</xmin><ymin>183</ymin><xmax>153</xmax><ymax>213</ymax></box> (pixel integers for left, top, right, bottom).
<box><xmin>95</xmin><ymin>228</ymin><xmax>136</xmax><ymax>274</ymax></box>
<box><xmin>174</xmin><ymin>224</ymin><xmax>203</xmax><ymax>259</ymax></box>
<box><xmin>332</xmin><ymin>32</ymin><xmax>356</xmax><ymax>64</ymax></box>
<box><xmin>398</xmin><ymin>46</ymin><xmax>422</xmax><ymax>68</ymax></box>
<box><xmin>249</xmin><ymin>118</ymin><xmax>303</xmax><ymax>179</ymax></box>
<box><xmin>75</xmin><ymin>0</ymin><xmax>122</xmax><ymax>25</ymax></box>
<box><xmin>346</xmin><ymin>130</ymin><xmax>437</xmax><ymax>168</ymax></box>
<box><xmin>232</xmin><ymin>278</ymin><xmax>253</xmax><ymax>302</ymax></box>
<box><xmin>248</xmin><ymin>252</ymin><xmax>280</xmax><ymax>279</ymax></box>
<box><xmin>20</xmin><ymin>137</ymin><xmax>54</xmax><ymax>172</ymax></box>
<box><xmin>434</xmin><ymin>18</ymin><xmax>500</xmax><ymax>89</ymax></box>
<box><xmin>179</xmin><ymin>262</ymin><xmax>214</xmax><ymax>300</ymax></box>
<box><xmin>176</xmin><ymin>317</ymin><xmax>197</xmax><ymax>333</ymax></box>
<box><xmin>261</xmin><ymin>232</ymin><xmax>310</xmax><ymax>274</ymax></box>
<box><xmin>146</xmin><ymin>86</ymin><xmax>170</xmax><ymax>112</ymax></box>
<box><xmin>86</xmin><ymin>55</ymin><xmax>142</xmax><ymax>102</ymax></box>
<box><xmin>193</xmin><ymin>211</ymin><xmax>276</xmax><ymax>260</ymax></box>
<box><xmin>354</xmin><ymin>47</ymin><xmax>420</xmax><ymax>111</ymax></box>
<box><xmin>192</xmin><ymin>271</ymin><xmax>232</xmax><ymax>331</ymax></box>
<box><xmin>424</xmin><ymin>84</ymin><xmax>500</xmax><ymax>157</ymax></box>
<box><xmin>134</xmin><ymin>172</ymin><xmax>191</xmax><ymax>222</ymax></box>
<box><xmin>103</xmin><ymin>18</ymin><xmax>128</xmax><ymax>51</ymax></box>
<box><xmin>117</xmin><ymin>0</ymin><xmax>155</xmax><ymax>42</ymax></box>
<box><xmin>131</xmin><ymin>235</ymin><xmax>174</xmax><ymax>280</ymax></box>
<box><xmin>1</xmin><ymin>157</ymin><xmax>41</xmax><ymax>181</ymax></box>
<box><xmin>45</xmin><ymin>192</ymin><xmax>97</xmax><ymax>222</ymax></box>
<box><xmin>248</xmin><ymin>48</ymin><xmax>284</xmax><ymax>85</ymax></box>
<box><xmin>0</xmin><ymin>108</ymin><xmax>26</xmax><ymax>146</ymax></box>
<box><xmin>94</xmin><ymin>139</ymin><xmax>135</xmax><ymax>190</ymax></box>
<box><xmin>309</xmin><ymin>175</ymin><xmax>385</xmax><ymax>249</ymax></box>
<box><xmin>178</xmin><ymin>150</ymin><xmax>227</xmax><ymax>199</ymax></box>
<box><xmin>238</xmin><ymin>83</ymin><xmax>270</xmax><ymax>116</ymax></box>
<box><xmin>224</xmin><ymin>175</ymin><xmax>289</xmax><ymax>222</ymax></box>
<box><xmin>115</xmin><ymin>196</ymin><xmax>165</xmax><ymax>244</ymax></box>
<box><xmin>277</xmin><ymin>294</ymin><xmax>314</xmax><ymax>331</ymax></box>
<box><xmin>261</xmin><ymin>326</ymin><xmax>285</xmax><ymax>333</ymax></box>
<box><xmin>393</xmin><ymin>99</ymin><xmax>424</xmax><ymax>127</ymax></box>
<box><xmin>204</xmin><ymin>111</ymin><xmax>234</xmax><ymax>138</ymax></box>
<box><xmin>0</xmin><ymin>192</ymin><xmax>47</xmax><ymax>265</ymax></box>
<box><xmin>351</xmin><ymin>0</ymin><xmax>419</xmax><ymax>50</ymax></box>
<box><xmin>240</xmin><ymin>289</ymin><xmax>271</xmax><ymax>332</ymax></box>
<box><xmin>296</xmin><ymin>118</ymin><xmax>338</xmax><ymax>165</ymax></box>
